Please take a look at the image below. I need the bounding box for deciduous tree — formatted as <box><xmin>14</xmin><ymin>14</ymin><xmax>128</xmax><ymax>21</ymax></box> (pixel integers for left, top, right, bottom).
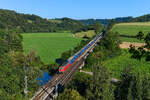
<box><xmin>136</xmin><ymin>31</ymin><xmax>144</xmax><ymax>40</ymax></box>
<box><xmin>94</xmin><ymin>22</ymin><xmax>102</xmax><ymax>34</ymax></box>
<box><xmin>87</xmin><ymin>62</ymin><xmax>114</xmax><ymax>100</ymax></box>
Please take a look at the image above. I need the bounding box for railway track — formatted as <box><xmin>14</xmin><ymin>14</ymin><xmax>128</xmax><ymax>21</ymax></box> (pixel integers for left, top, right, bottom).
<box><xmin>32</xmin><ymin>57</ymin><xmax>84</xmax><ymax>100</ymax></box>
<box><xmin>44</xmin><ymin>58</ymin><xmax>84</xmax><ymax>100</ymax></box>
<box><xmin>31</xmin><ymin>33</ymin><xmax>104</xmax><ymax>100</ymax></box>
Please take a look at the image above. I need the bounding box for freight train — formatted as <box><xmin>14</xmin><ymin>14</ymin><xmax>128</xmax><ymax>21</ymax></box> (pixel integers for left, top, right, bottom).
<box><xmin>59</xmin><ymin>32</ymin><xmax>104</xmax><ymax>73</ymax></box>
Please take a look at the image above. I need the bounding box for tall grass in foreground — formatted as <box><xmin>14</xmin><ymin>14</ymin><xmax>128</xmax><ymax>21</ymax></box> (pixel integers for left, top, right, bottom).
<box><xmin>105</xmin><ymin>50</ymin><xmax>150</xmax><ymax>78</ymax></box>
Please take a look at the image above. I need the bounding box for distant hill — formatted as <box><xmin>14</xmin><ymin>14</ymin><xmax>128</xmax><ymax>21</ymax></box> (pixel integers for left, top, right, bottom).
<box><xmin>0</xmin><ymin>9</ymin><xmax>87</xmax><ymax>33</ymax></box>
<box><xmin>79</xmin><ymin>19</ymin><xmax>110</xmax><ymax>26</ymax></box>
<box><xmin>79</xmin><ymin>14</ymin><xmax>150</xmax><ymax>26</ymax></box>
<box><xmin>79</xmin><ymin>17</ymin><xmax>133</xmax><ymax>26</ymax></box>
<box><xmin>132</xmin><ymin>14</ymin><xmax>150</xmax><ymax>22</ymax></box>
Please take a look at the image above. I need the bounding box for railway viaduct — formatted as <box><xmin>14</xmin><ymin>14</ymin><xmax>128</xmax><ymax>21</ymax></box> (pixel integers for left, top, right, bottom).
<box><xmin>31</xmin><ymin>33</ymin><xmax>103</xmax><ymax>100</ymax></box>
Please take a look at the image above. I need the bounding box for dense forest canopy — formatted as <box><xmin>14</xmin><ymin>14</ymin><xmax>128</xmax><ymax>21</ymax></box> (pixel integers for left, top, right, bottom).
<box><xmin>79</xmin><ymin>19</ymin><xmax>111</xmax><ymax>26</ymax></box>
<box><xmin>0</xmin><ymin>29</ymin><xmax>44</xmax><ymax>99</ymax></box>
<box><xmin>0</xmin><ymin>9</ymin><xmax>92</xmax><ymax>33</ymax></box>
<box><xmin>1</xmin><ymin>9</ymin><xmax>150</xmax><ymax>33</ymax></box>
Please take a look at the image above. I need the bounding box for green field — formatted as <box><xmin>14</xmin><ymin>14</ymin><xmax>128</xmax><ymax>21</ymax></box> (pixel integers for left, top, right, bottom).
<box><xmin>104</xmin><ymin>50</ymin><xmax>150</xmax><ymax>78</ymax></box>
<box><xmin>112</xmin><ymin>22</ymin><xmax>150</xmax><ymax>36</ymax></box>
<box><xmin>22</xmin><ymin>33</ymin><xmax>82</xmax><ymax>64</ymax></box>
<box><xmin>119</xmin><ymin>37</ymin><xmax>144</xmax><ymax>43</ymax></box>
<box><xmin>112</xmin><ymin>22</ymin><xmax>150</xmax><ymax>42</ymax></box>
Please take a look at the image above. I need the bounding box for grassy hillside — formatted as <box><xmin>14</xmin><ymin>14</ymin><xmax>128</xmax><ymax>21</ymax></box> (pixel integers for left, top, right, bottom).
<box><xmin>104</xmin><ymin>50</ymin><xmax>150</xmax><ymax>78</ymax></box>
<box><xmin>75</xmin><ymin>30</ymin><xmax>96</xmax><ymax>38</ymax></box>
<box><xmin>22</xmin><ymin>32</ymin><xmax>82</xmax><ymax>64</ymax></box>
<box><xmin>112</xmin><ymin>22</ymin><xmax>150</xmax><ymax>35</ymax></box>
<box><xmin>112</xmin><ymin>22</ymin><xmax>150</xmax><ymax>42</ymax></box>
<box><xmin>112</xmin><ymin>22</ymin><xmax>150</xmax><ymax>36</ymax></box>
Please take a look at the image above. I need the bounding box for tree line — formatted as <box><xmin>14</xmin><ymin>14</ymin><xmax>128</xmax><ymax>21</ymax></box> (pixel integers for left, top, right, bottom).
<box><xmin>0</xmin><ymin>9</ymin><xmax>93</xmax><ymax>33</ymax></box>
<box><xmin>0</xmin><ymin>29</ymin><xmax>52</xmax><ymax>99</ymax></box>
<box><xmin>79</xmin><ymin>14</ymin><xmax>150</xmax><ymax>26</ymax></box>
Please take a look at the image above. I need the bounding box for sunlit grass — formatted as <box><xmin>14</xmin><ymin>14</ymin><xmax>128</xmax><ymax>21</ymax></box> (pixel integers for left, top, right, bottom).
<box><xmin>22</xmin><ymin>32</ymin><xmax>82</xmax><ymax>64</ymax></box>
<box><xmin>112</xmin><ymin>22</ymin><xmax>150</xmax><ymax>36</ymax></box>
<box><xmin>75</xmin><ymin>30</ymin><xmax>96</xmax><ymax>38</ymax></box>
<box><xmin>104</xmin><ymin>50</ymin><xmax>150</xmax><ymax>78</ymax></box>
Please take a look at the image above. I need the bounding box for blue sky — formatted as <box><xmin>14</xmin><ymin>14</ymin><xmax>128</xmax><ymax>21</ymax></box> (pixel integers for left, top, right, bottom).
<box><xmin>0</xmin><ymin>0</ymin><xmax>150</xmax><ymax>19</ymax></box>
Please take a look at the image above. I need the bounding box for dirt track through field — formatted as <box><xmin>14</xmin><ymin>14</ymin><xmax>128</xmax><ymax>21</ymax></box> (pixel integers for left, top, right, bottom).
<box><xmin>120</xmin><ymin>42</ymin><xmax>145</xmax><ymax>49</ymax></box>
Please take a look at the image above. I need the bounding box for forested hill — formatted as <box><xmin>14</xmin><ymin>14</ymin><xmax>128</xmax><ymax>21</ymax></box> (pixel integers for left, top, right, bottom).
<box><xmin>1</xmin><ymin>9</ymin><xmax>150</xmax><ymax>33</ymax></box>
<box><xmin>79</xmin><ymin>14</ymin><xmax>150</xmax><ymax>25</ymax></box>
<box><xmin>79</xmin><ymin>17</ymin><xmax>133</xmax><ymax>26</ymax></box>
<box><xmin>0</xmin><ymin>9</ymin><xmax>88</xmax><ymax>33</ymax></box>
<box><xmin>132</xmin><ymin>14</ymin><xmax>150</xmax><ymax>22</ymax></box>
<box><xmin>79</xmin><ymin>19</ymin><xmax>111</xmax><ymax>26</ymax></box>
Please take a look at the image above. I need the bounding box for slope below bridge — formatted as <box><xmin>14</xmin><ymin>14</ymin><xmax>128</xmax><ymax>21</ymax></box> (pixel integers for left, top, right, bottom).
<box><xmin>31</xmin><ymin>32</ymin><xmax>104</xmax><ymax>100</ymax></box>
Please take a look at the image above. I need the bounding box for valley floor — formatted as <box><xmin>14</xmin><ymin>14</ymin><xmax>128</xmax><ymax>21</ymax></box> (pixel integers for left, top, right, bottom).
<box><xmin>22</xmin><ymin>32</ymin><xmax>82</xmax><ymax>64</ymax></box>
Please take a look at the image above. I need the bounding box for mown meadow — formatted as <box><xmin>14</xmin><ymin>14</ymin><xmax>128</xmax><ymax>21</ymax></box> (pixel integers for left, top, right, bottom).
<box><xmin>112</xmin><ymin>22</ymin><xmax>150</xmax><ymax>42</ymax></box>
<box><xmin>22</xmin><ymin>32</ymin><xmax>82</xmax><ymax>64</ymax></box>
<box><xmin>112</xmin><ymin>22</ymin><xmax>150</xmax><ymax>36</ymax></box>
